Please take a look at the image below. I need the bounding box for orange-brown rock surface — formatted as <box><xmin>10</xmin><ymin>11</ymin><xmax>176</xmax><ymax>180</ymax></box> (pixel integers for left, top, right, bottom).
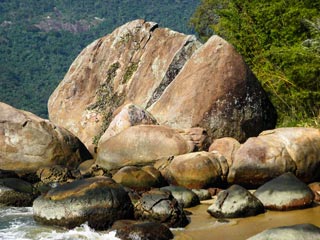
<box><xmin>148</xmin><ymin>35</ymin><xmax>276</xmax><ymax>142</ymax></box>
<box><xmin>0</xmin><ymin>102</ymin><xmax>91</xmax><ymax>173</ymax></box>
<box><xmin>228</xmin><ymin>127</ymin><xmax>320</xmax><ymax>186</ymax></box>
<box><xmin>48</xmin><ymin>19</ymin><xmax>200</xmax><ymax>154</ymax></box>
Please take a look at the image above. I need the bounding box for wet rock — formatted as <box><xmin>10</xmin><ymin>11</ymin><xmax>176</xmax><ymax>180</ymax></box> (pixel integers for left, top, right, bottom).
<box><xmin>0</xmin><ymin>178</ymin><xmax>36</xmax><ymax>206</ymax></box>
<box><xmin>156</xmin><ymin>151</ymin><xmax>227</xmax><ymax>189</ymax></box>
<box><xmin>77</xmin><ymin>160</ymin><xmax>111</xmax><ymax>178</ymax></box>
<box><xmin>36</xmin><ymin>165</ymin><xmax>74</xmax><ymax>185</ymax></box>
<box><xmin>228</xmin><ymin>127</ymin><xmax>320</xmax><ymax>187</ymax></box>
<box><xmin>248</xmin><ymin>223</ymin><xmax>320</xmax><ymax>240</ymax></box>
<box><xmin>192</xmin><ymin>189</ymin><xmax>212</xmax><ymax>201</ymax></box>
<box><xmin>207</xmin><ymin>184</ymin><xmax>264</xmax><ymax>218</ymax></box>
<box><xmin>96</xmin><ymin>125</ymin><xmax>194</xmax><ymax>171</ymax></box>
<box><xmin>254</xmin><ymin>172</ymin><xmax>314</xmax><ymax>210</ymax></box>
<box><xmin>0</xmin><ymin>102</ymin><xmax>92</xmax><ymax>174</ymax></box>
<box><xmin>111</xmin><ymin>220</ymin><xmax>173</xmax><ymax>240</ymax></box>
<box><xmin>134</xmin><ymin>189</ymin><xmax>188</xmax><ymax>228</ymax></box>
<box><xmin>48</xmin><ymin>19</ymin><xmax>200</xmax><ymax>154</ymax></box>
<box><xmin>33</xmin><ymin>176</ymin><xmax>133</xmax><ymax>230</ymax></box>
<box><xmin>149</xmin><ymin>35</ymin><xmax>277</xmax><ymax>142</ymax></box>
<box><xmin>112</xmin><ymin>166</ymin><xmax>165</xmax><ymax>190</ymax></box>
<box><xmin>161</xmin><ymin>185</ymin><xmax>200</xmax><ymax>208</ymax></box>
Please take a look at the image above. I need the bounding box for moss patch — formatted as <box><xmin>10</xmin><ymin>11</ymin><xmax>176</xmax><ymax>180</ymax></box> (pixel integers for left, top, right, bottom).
<box><xmin>122</xmin><ymin>62</ymin><xmax>139</xmax><ymax>84</ymax></box>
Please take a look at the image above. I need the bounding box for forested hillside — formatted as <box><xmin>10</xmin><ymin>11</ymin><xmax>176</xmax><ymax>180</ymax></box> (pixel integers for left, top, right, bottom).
<box><xmin>0</xmin><ymin>0</ymin><xmax>200</xmax><ymax>117</ymax></box>
<box><xmin>190</xmin><ymin>0</ymin><xmax>319</xmax><ymax>127</ymax></box>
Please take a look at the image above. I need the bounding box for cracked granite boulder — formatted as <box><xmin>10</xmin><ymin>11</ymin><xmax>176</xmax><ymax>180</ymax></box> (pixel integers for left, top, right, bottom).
<box><xmin>134</xmin><ymin>188</ymin><xmax>188</xmax><ymax>228</ymax></box>
<box><xmin>48</xmin><ymin>19</ymin><xmax>276</xmax><ymax>155</ymax></box>
<box><xmin>48</xmin><ymin>19</ymin><xmax>200</xmax><ymax>154</ymax></box>
<box><xmin>0</xmin><ymin>102</ymin><xmax>92</xmax><ymax>174</ymax></box>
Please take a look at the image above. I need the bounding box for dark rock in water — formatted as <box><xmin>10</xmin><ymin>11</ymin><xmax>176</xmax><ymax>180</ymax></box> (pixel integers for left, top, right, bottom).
<box><xmin>248</xmin><ymin>223</ymin><xmax>320</xmax><ymax>240</ymax></box>
<box><xmin>111</xmin><ymin>220</ymin><xmax>174</xmax><ymax>240</ymax></box>
<box><xmin>207</xmin><ymin>184</ymin><xmax>264</xmax><ymax>218</ymax></box>
<box><xmin>254</xmin><ymin>172</ymin><xmax>314</xmax><ymax>210</ymax></box>
<box><xmin>161</xmin><ymin>185</ymin><xmax>200</xmax><ymax>208</ymax></box>
<box><xmin>134</xmin><ymin>188</ymin><xmax>189</xmax><ymax>228</ymax></box>
<box><xmin>113</xmin><ymin>165</ymin><xmax>166</xmax><ymax>191</ymax></box>
<box><xmin>0</xmin><ymin>178</ymin><xmax>36</xmax><ymax>206</ymax></box>
<box><xmin>33</xmin><ymin>176</ymin><xmax>133</xmax><ymax>230</ymax></box>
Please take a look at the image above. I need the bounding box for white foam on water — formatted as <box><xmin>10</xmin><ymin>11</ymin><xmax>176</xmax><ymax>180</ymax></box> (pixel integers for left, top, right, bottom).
<box><xmin>0</xmin><ymin>207</ymin><xmax>121</xmax><ymax>240</ymax></box>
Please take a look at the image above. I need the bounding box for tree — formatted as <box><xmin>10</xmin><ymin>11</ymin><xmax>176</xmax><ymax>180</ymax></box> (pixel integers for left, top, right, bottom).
<box><xmin>190</xmin><ymin>0</ymin><xmax>320</xmax><ymax>127</ymax></box>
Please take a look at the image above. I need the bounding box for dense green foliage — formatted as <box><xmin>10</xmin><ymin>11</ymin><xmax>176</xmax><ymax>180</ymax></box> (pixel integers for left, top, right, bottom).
<box><xmin>190</xmin><ymin>0</ymin><xmax>320</xmax><ymax>127</ymax></box>
<box><xmin>0</xmin><ymin>0</ymin><xmax>200</xmax><ymax>118</ymax></box>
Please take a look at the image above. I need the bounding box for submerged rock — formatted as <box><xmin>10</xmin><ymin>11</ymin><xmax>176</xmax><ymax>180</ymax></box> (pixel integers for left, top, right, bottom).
<box><xmin>33</xmin><ymin>176</ymin><xmax>133</xmax><ymax>230</ymax></box>
<box><xmin>111</xmin><ymin>220</ymin><xmax>173</xmax><ymax>240</ymax></box>
<box><xmin>0</xmin><ymin>178</ymin><xmax>36</xmax><ymax>207</ymax></box>
<box><xmin>248</xmin><ymin>223</ymin><xmax>320</xmax><ymax>240</ymax></box>
<box><xmin>207</xmin><ymin>184</ymin><xmax>264</xmax><ymax>218</ymax></box>
<box><xmin>254</xmin><ymin>172</ymin><xmax>314</xmax><ymax>210</ymax></box>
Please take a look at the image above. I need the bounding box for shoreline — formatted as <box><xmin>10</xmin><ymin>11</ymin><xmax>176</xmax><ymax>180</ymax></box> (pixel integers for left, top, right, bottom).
<box><xmin>174</xmin><ymin>202</ymin><xmax>320</xmax><ymax>239</ymax></box>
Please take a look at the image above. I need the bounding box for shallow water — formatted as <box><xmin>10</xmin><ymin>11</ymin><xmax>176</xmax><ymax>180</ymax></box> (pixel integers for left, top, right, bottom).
<box><xmin>174</xmin><ymin>202</ymin><xmax>320</xmax><ymax>239</ymax></box>
<box><xmin>0</xmin><ymin>207</ymin><xmax>120</xmax><ymax>240</ymax></box>
<box><xmin>1</xmin><ymin>203</ymin><xmax>319</xmax><ymax>240</ymax></box>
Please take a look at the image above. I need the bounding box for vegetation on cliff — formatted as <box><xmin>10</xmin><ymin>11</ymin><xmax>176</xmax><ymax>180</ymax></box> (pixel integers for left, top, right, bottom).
<box><xmin>190</xmin><ymin>0</ymin><xmax>320</xmax><ymax>127</ymax></box>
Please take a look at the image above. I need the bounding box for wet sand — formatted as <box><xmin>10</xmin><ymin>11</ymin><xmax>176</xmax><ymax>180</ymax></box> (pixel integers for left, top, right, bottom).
<box><xmin>173</xmin><ymin>202</ymin><xmax>320</xmax><ymax>239</ymax></box>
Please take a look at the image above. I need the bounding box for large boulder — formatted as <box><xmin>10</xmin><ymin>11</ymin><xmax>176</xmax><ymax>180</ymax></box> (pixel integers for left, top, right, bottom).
<box><xmin>48</xmin><ymin>19</ymin><xmax>201</xmax><ymax>154</ymax></box>
<box><xmin>254</xmin><ymin>172</ymin><xmax>314</xmax><ymax>211</ymax></box>
<box><xmin>209</xmin><ymin>137</ymin><xmax>240</xmax><ymax>166</ymax></box>
<box><xmin>0</xmin><ymin>102</ymin><xmax>91</xmax><ymax>173</ymax></box>
<box><xmin>33</xmin><ymin>176</ymin><xmax>133</xmax><ymax>229</ymax></box>
<box><xmin>96</xmin><ymin>125</ymin><xmax>194</xmax><ymax>171</ymax></box>
<box><xmin>207</xmin><ymin>184</ymin><xmax>264</xmax><ymax>218</ymax></box>
<box><xmin>248</xmin><ymin>224</ymin><xmax>320</xmax><ymax>240</ymax></box>
<box><xmin>160</xmin><ymin>185</ymin><xmax>200</xmax><ymax>208</ymax></box>
<box><xmin>156</xmin><ymin>151</ymin><xmax>228</xmax><ymax>189</ymax></box>
<box><xmin>228</xmin><ymin>127</ymin><xmax>320</xmax><ymax>186</ymax></box>
<box><xmin>148</xmin><ymin>35</ymin><xmax>277</xmax><ymax>142</ymax></box>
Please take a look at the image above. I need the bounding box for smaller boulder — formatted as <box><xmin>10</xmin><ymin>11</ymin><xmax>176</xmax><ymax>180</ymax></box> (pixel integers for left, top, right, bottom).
<box><xmin>207</xmin><ymin>184</ymin><xmax>264</xmax><ymax>218</ymax></box>
<box><xmin>209</xmin><ymin>137</ymin><xmax>240</xmax><ymax>166</ymax></box>
<box><xmin>161</xmin><ymin>185</ymin><xmax>200</xmax><ymax>208</ymax></box>
<box><xmin>156</xmin><ymin>151</ymin><xmax>226</xmax><ymax>189</ymax></box>
<box><xmin>99</xmin><ymin>103</ymin><xmax>158</xmax><ymax>143</ymax></box>
<box><xmin>112</xmin><ymin>166</ymin><xmax>165</xmax><ymax>190</ymax></box>
<box><xmin>134</xmin><ymin>189</ymin><xmax>188</xmax><ymax>228</ymax></box>
<box><xmin>111</xmin><ymin>220</ymin><xmax>173</xmax><ymax>240</ymax></box>
<box><xmin>0</xmin><ymin>178</ymin><xmax>36</xmax><ymax>206</ymax></box>
<box><xmin>248</xmin><ymin>223</ymin><xmax>320</xmax><ymax>240</ymax></box>
<box><xmin>308</xmin><ymin>182</ymin><xmax>320</xmax><ymax>202</ymax></box>
<box><xmin>254</xmin><ymin>172</ymin><xmax>315</xmax><ymax>210</ymax></box>
<box><xmin>192</xmin><ymin>189</ymin><xmax>212</xmax><ymax>201</ymax></box>
<box><xmin>96</xmin><ymin>125</ymin><xmax>194</xmax><ymax>171</ymax></box>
